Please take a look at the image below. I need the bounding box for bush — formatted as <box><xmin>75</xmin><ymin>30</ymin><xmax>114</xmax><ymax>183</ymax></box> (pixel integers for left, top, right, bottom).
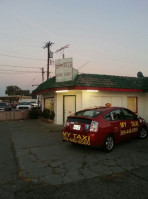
<box><xmin>42</xmin><ymin>108</ymin><xmax>50</xmax><ymax>119</ymax></box>
<box><xmin>49</xmin><ymin>110</ymin><xmax>55</xmax><ymax>120</ymax></box>
<box><xmin>42</xmin><ymin>108</ymin><xmax>55</xmax><ymax>120</ymax></box>
<box><xmin>29</xmin><ymin>107</ymin><xmax>41</xmax><ymax>119</ymax></box>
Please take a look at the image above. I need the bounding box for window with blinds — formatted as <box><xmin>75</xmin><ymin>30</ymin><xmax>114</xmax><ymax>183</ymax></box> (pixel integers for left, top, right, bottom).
<box><xmin>127</xmin><ymin>97</ymin><xmax>137</xmax><ymax>113</ymax></box>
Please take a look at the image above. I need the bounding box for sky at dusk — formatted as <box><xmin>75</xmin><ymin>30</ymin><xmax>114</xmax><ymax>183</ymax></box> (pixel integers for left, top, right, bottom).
<box><xmin>0</xmin><ymin>0</ymin><xmax>148</xmax><ymax>95</ymax></box>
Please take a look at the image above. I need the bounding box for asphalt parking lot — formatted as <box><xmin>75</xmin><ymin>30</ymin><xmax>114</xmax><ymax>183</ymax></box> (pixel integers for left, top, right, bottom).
<box><xmin>0</xmin><ymin>119</ymin><xmax>148</xmax><ymax>198</ymax></box>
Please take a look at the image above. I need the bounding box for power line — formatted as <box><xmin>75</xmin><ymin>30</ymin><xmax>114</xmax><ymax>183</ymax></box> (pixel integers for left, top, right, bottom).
<box><xmin>0</xmin><ymin>32</ymin><xmax>43</xmax><ymax>48</ymax></box>
<box><xmin>0</xmin><ymin>72</ymin><xmax>40</xmax><ymax>75</ymax></box>
<box><xmin>0</xmin><ymin>64</ymin><xmax>42</xmax><ymax>69</ymax></box>
<box><xmin>0</xmin><ymin>40</ymin><xmax>42</xmax><ymax>49</ymax></box>
<box><xmin>0</xmin><ymin>32</ymin><xmax>41</xmax><ymax>43</ymax></box>
<box><xmin>0</xmin><ymin>69</ymin><xmax>40</xmax><ymax>73</ymax></box>
<box><xmin>78</xmin><ymin>61</ymin><xmax>90</xmax><ymax>70</ymax></box>
<box><xmin>0</xmin><ymin>53</ymin><xmax>46</xmax><ymax>61</ymax></box>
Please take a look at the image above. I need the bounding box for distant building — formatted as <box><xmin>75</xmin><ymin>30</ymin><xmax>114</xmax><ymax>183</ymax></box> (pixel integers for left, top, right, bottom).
<box><xmin>0</xmin><ymin>95</ymin><xmax>32</xmax><ymax>105</ymax></box>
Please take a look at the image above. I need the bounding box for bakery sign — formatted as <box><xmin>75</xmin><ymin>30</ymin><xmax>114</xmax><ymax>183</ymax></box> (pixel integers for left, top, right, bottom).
<box><xmin>55</xmin><ymin>58</ymin><xmax>73</xmax><ymax>82</ymax></box>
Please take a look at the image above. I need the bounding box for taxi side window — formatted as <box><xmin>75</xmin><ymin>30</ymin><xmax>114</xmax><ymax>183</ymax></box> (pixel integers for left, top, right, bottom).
<box><xmin>122</xmin><ymin>109</ymin><xmax>137</xmax><ymax>120</ymax></box>
<box><xmin>104</xmin><ymin>109</ymin><xmax>122</xmax><ymax>121</ymax></box>
<box><xmin>104</xmin><ymin>113</ymin><xmax>112</xmax><ymax>121</ymax></box>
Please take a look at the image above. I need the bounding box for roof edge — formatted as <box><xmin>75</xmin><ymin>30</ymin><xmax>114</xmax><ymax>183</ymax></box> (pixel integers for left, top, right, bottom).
<box><xmin>34</xmin><ymin>86</ymin><xmax>143</xmax><ymax>95</ymax></box>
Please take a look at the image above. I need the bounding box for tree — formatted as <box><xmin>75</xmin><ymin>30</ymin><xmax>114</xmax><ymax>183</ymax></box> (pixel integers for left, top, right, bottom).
<box><xmin>21</xmin><ymin>90</ymin><xmax>30</xmax><ymax>96</ymax></box>
<box><xmin>5</xmin><ymin>85</ymin><xmax>31</xmax><ymax>96</ymax></box>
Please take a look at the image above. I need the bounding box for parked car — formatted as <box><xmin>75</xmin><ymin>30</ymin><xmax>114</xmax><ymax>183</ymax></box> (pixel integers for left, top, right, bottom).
<box><xmin>62</xmin><ymin>107</ymin><xmax>148</xmax><ymax>152</ymax></box>
<box><xmin>0</xmin><ymin>102</ymin><xmax>6</xmax><ymax>111</ymax></box>
<box><xmin>31</xmin><ymin>101</ymin><xmax>38</xmax><ymax>107</ymax></box>
<box><xmin>12</xmin><ymin>104</ymin><xmax>17</xmax><ymax>108</ymax></box>
<box><xmin>0</xmin><ymin>102</ymin><xmax>11</xmax><ymax>111</ymax></box>
<box><xmin>16</xmin><ymin>102</ymin><xmax>32</xmax><ymax>110</ymax></box>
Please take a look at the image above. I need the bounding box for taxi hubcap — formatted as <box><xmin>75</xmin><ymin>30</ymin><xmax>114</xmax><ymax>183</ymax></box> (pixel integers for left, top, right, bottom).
<box><xmin>140</xmin><ymin>128</ymin><xmax>147</xmax><ymax>138</ymax></box>
<box><xmin>106</xmin><ymin>136</ymin><xmax>114</xmax><ymax>150</ymax></box>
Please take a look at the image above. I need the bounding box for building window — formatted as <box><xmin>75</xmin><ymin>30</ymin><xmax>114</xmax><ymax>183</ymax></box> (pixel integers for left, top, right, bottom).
<box><xmin>127</xmin><ymin>97</ymin><xmax>138</xmax><ymax>113</ymax></box>
<box><xmin>44</xmin><ymin>97</ymin><xmax>54</xmax><ymax>112</ymax></box>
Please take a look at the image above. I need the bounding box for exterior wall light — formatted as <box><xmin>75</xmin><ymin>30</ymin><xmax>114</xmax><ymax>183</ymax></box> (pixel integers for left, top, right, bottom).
<box><xmin>86</xmin><ymin>90</ymin><xmax>99</xmax><ymax>92</ymax></box>
<box><xmin>56</xmin><ymin>90</ymin><xmax>68</xmax><ymax>93</ymax></box>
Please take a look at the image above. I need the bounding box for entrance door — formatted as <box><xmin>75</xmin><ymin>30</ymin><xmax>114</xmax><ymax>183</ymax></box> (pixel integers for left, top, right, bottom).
<box><xmin>63</xmin><ymin>95</ymin><xmax>76</xmax><ymax>124</ymax></box>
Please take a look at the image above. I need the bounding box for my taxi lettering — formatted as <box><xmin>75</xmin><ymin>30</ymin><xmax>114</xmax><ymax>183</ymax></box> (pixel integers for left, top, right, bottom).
<box><xmin>131</xmin><ymin>121</ymin><xmax>139</xmax><ymax>127</ymax></box>
<box><xmin>62</xmin><ymin>132</ymin><xmax>90</xmax><ymax>145</ymax></box>
<box><xmin>120</xmin><ymin>121</ymin><xmax>139</xmax><ymax>136</ymax></box>
<box><xmin>120</xmin><ymin>122</ymin><xmax>126</xmax><ymax>128</ymax></box>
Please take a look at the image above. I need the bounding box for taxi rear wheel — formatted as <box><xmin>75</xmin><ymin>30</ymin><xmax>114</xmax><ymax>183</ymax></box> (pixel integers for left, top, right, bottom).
<box><xmin>139</xmin><ymin>127</ymin><xmax>148</xmax><ymax>139</ymax></box>
<box><xmin>103</xmin><ymin>135</ymin><xmax>114</xmax><ymax>152</ymax></box>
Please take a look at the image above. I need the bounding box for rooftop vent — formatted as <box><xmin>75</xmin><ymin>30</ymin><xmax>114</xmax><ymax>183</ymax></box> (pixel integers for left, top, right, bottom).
<box><xmin>137</xmin><ymin>71</ymin><xmax>144</xmax><ymax>78</ymax></box>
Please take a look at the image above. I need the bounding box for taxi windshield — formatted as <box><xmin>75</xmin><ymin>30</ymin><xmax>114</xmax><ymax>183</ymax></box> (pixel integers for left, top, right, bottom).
<box><xmin>75</xmin><ymin>109</ymin><xmax>102</xmax><ymax>118</ymax></box>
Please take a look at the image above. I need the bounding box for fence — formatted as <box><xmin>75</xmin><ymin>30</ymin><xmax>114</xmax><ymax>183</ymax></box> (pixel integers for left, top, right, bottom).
<box><xmin>0</xmin><ymin>110</ymin><xmax>30</xmax><ymax>121</ymax></box>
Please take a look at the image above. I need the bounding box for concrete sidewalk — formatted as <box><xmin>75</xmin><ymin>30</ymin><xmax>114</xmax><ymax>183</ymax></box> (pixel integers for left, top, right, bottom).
<box><xmin>8</xmin><ymin>120</ymin><xmax>148</xmax><ymax>186</ymax></box>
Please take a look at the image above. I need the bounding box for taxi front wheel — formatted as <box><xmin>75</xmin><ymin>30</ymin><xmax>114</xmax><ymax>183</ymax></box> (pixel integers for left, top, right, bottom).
<box><xmin>103</xmin><ymin>135</ymin><xmax>114</xmax><ymax>152</ymax></box>
<box><xmin>139</xmin><ymin>127</ymin><xmax>148</xmax><ymax>139</ymax></box>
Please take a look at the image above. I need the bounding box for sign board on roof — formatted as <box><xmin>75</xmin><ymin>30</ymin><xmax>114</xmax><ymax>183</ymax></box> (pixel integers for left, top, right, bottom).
<box><xmin>55</xmin><ymin>58</ymin><xmax>73</xmax><ymax>82</ymax></box>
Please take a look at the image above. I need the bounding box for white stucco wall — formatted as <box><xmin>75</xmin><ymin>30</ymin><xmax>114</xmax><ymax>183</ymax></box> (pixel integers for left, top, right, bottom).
<box><xmin>143</xmin><ymin>93</ymin><xmax>148</xmax><ymax>121</ymax></box>
<box><xmin>56</xmin><ymin>93</ymin><xmax>64</xmax><ymax>124</ymax></box>
<box><xmin>81</xmin><ymin>91</ymin><xmax>126</xmax><ymax>109</ymax></box>
<box><xmin>81</xmin><ymin>90</ymin><xmax>147</xmax><ymax>121</ymax></box>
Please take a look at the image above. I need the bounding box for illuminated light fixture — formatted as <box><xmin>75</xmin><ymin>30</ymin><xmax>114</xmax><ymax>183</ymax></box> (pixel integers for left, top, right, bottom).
<box><xmin>87</xmin><ymin>90</ymin><xmax>99</xmax><ymax>92</ymax></box>
<box><xmin>56</xmin><ymin>90</ymin><xmax>68</xmax><ymax>93</ymax></box>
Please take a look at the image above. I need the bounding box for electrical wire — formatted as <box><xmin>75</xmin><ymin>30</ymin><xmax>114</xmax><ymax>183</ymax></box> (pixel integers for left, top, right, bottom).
<box><xmin>0</xmin><ymin>32</ymin><xmax>43</xmax><ymax>48</ymax></box>
<box><xmin>0</xmin><ymin>69</ymin><xmax>40</xmax><ymax>73</ymax></box>
<box><xmin>0</xmin><ymin>32</ymin><xmax>39</xmax><ymax>42</ymax></box>
<box><xmin>0</xmin><ymin>64</ymin><xmax>42</xmax><ymax>69</ymax></box>
<box><xmin>0</xmin><ymin>72</ymin><xmax>40</xmax><ymax>74</ymax></box>
<box><xmin>0</xmin><ymin>53</ymin><xmax>46</xmax><ymax>61</ymax></box>
<box><xmin>0</xmin><ymin>69</ymin><xmax>47</xmax><ymax>74</ymax></box>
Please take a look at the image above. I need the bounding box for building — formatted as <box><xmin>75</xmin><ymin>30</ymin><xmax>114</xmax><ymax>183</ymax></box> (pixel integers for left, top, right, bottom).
<box><xmin>0</xmin><ymin>95</ymin><xmax>32</xmax><ymax>105</ymax></box>
<box><xmin>33</xmin><ymin>73</ymin><xmax>148</xmax><ymax>125</ymax></box>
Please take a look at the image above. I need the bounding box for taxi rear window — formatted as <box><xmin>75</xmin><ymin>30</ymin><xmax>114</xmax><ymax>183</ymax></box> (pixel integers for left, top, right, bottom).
<box><xmin>75</xmin><ymin>109</ymin><xmax>102</xmax><ymax>118</ymax></box>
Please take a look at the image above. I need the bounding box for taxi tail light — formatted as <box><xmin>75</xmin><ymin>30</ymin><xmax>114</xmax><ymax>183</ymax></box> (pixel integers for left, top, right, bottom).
<box><xmin>90</xmin><ymin>121</ymin><xmax>98</xmax><ymax>133</ymax></box>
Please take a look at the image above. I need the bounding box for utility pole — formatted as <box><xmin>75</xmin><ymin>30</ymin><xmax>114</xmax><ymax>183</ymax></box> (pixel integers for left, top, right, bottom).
<box><xmin>43</xmin><ymin>41</ymin><xmax>53</xmax><ymax>80</ymax></box>
<box><xmin>41</xmin><ymin>67</ymin><xmax>45</xmax><ymax>82</ymax></box>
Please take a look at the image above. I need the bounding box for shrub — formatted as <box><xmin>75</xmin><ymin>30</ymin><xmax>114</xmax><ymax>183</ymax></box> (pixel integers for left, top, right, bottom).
<box><xmin>49</xmin><ymin>110</ymin><xmax>55</xmax><ymax>120</ymax></box>
<box><xmin>42</xmin><ymin>108</ymin><xmax>55</xmax><ymax>120</ymax></box>
<box><xmin>29</xmin><ymin>107</ymin><xmax>41</xmax><ymax>119</ymax></box>
<box><xmin>42</xmin><ymin>108</ymin><xmax>50</xmax><ymax>119</ymax></box>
